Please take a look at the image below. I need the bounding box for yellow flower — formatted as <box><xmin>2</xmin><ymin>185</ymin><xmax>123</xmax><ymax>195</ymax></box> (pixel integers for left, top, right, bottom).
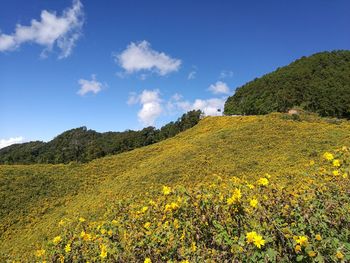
<box><xmin>53</xmin><ymin>236</ymin><xmax>62</xmax><ymax>245</ymax></box>
<box><xmin>191</xmin><ymin>242</ymin><xmax>197</xmax><ymax>252</ymax></box>
<box><xmin>108</xmin><ymin>230</ymin><xmax>113</xmax><ymax>236</ymax></box>
<box><xmin>333</xmin><ymin>159</ymin><xmax>340</xmax><ymax>167</ymax></box>
<box><xmin>80</xmin><ymin>231</ymin><xmax>92</xmax><ymax>241</ymax></box>
<box><xmin>165</xmin><ymin>202</ymin><xmax>179</xmax><ymax>212</ymax></box>
<box><xmin>249</xmin><ymin>199</ymin><xmax>258</xmax><ymax>208</ymax></box>
<box><xmin>246</xmin><ymin>231</ymin><xmax>265</xmax><ymax>248</ymax></box>
<box><xmin>336</xmin><ymin>251</ymin><xmax>344</xmax><ymax>260</ymax></box>
<box><xmin>253</xmin><ymin>235</ymin><xmax>265</xmax><ymax>248</ymax></box>
<box><xmin>323</xmin><ymin>152</ymin><xmax>334</xmax><ymax>161</ymax></box>
<box><xmin>163</xmin><ymin>203</ymin><xmax>177</xmax><ymax>213</ymax></box>
<box><xmin>65</xmin><ymin>244</ymin><xmax>71</xmax><ymax>253</ymax></box>
<box><xmin>265</xmin><ymin>173</ymin><xmax>271</xmax><ymax>178</ymax></box>
<box><xmin>144</xmin><ymin>222</ymin><xmax>151</xmax><ymax>229</ymax></box>
<box><xmin>246</xmin><ymin>231</ymin><xmax>257</xmax><ymax>244</ymax></box>
<box><xmin>257</xmin><ymin>177</ymin><xmax>269</xmax><ymax>186</ymax></box>
<box><xmin>315</xmin><ymin>234</ymin><xmax>322</xmax><ymax>241</ymax></box>
<box><xmin>296</xmin><ymin>236</ymin><xmax>308</xmax><ymax>246</ymax></box>
<box><xmin>58</xmin><ymin>219</ymin><xmax>65</xmax><ymax>226</ymax></box>
<box><xmin>144</xmin><ymin>258</ymin><xmax>152</xmax><ymax>263</ymax></box>
<box><xmin>79</xmin><ymin>217</ymin><xmax>86</xmax><ymax>223</ymax></box>
<box><xmin>164</xmin><ymin>204</ymin><xmax>172</xmax><ymax>212</ymax></box>
<box><xmin>227</xmin><ymin>196</ymin><xmax>235</xmax><ymax>205</ymax></box>
<box><xmin>342</xmin><ymin>173</ymin><xmax>348</xmax><ymax>179</ymax></box>
<box><xmin>35</xmin><ymin>249</ymin><xmax>45</xmax><ymax>257</ymax></box>
<box><xmin>141</xmin><ymin>206</ymin><xmax>149</xmax><ymax>213</ymax></box>
<box><xmin>246</xmin><ymin>183</ymin><xmax>255</xmax><ymax>189</ymax></box>
<box><xmin>162</xmin><ymin>186</ymin><xmax>171</xmax><ymax>195</ymax></box>
<box><xmin>227</xmin><ymin>189</ymin><xmax>242</xmax><ymax>205</ymax></box>
<box><xmin>100</xmin><ymin>244</ymin><xmax>107</xmax><ymax>259</ymax></box>
<box><xmin>100</xmin><ymin>228</ymin><xmax>106</xmax><ymax>235</ymax></box>
<box><xmin>308</xmin><ymin>251</ymin><xmax>316</xmax><ymax>257</ymax></box>
<box><xmin>100</xmin><ymin>250</ymin><xmax>107</xmax><ymax>259</ymax></box>
<box><xmin>171</xmin><ymin>202</ymin><xmax>179</xmax><ymax>210</ymax></box>
<box><xmin>173</xmin><ymin>219</ymin><xmax>180</xmax><ymax>229</ymax></box>
<box><xmin>309</xmin><ymin>160</ymin><xmax>315</xmax><ymax>166</ymax></box>
<box><xmin>333</xmin><ymin>170</ymin><xmax>340</xmax><ymax>176</ymax></box>
<box><xmin>295</xmin><ymin>245</ymin><xmax>302</xmax><ymax>253</ymax></box>
<box><xmin>180</xmin><ymin>261</ymin><xmax>190</xmax><ymax>263</ymax></box>
<box><xmin>233</xmin><ymin>188</ymin><xmax>242</xmax><ymax>198</ymax></box>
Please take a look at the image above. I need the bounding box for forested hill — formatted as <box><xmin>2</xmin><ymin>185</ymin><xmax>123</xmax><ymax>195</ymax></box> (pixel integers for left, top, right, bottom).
<box><xmin>224</xmin><ymin>50</ymin><xmax>350</xmax><ymax>118</ymax></box>
<box><xmin>0</xmin><ymin>110</ymin><xmax>201</xmax><ymax>164</ymax></box>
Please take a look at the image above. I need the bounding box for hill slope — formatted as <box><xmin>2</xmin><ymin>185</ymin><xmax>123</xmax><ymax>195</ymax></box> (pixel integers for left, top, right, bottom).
<box><xmin>224</xmin><ymin>50</ymin><xmax>350</xmax><ymax>118</ymax></box>
<box><xmin>1</xmin><ymin>113</ymin><xmax>350</xmax><ymax>260</ymax></box>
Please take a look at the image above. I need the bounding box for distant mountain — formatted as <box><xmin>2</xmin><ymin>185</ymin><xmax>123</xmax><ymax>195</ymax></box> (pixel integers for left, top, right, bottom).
<box><xmin>224</xmin><ymin>50</ymin><xmax>350</xmax><ymax>118</ymax></box>
<box><xmin>0</xmin><ymin>110</ymin><xmax>202</xmax><ymax>164</ymax></box>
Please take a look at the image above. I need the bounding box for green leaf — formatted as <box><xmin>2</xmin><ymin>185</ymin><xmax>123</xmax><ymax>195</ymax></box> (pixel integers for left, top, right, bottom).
<box><xmin>266</xmin><ymin>248</ymin><xmax>278</xmax><ymax>261</ymax></box>
<box><xmin>314</xmin><ymin>255</ymin><xmax>325</xmax><ymax>263</ymax></box>
<box><xmin>296</xmin><ymin>255</ymin><xmax>304</xmax><ymax>262</ymax></box>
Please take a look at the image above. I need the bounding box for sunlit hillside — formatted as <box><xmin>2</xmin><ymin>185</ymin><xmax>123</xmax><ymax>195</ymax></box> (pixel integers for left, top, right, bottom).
<box><xmin>1</xmin><ymin>113</ymin><xmax>350</xmax><ymax>261</ymax></box>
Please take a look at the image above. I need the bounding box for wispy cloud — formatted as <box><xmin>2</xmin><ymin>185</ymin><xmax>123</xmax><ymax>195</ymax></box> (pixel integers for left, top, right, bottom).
<box><xmin>115</xmin><ymin>41</ymin><xmax>181</xmax><ymax>76</ymax></box>
<box><xmin>77</xmin><ymin>75</ymin><xmax>106</xmax><ymax>96</ymax></box>
<box><xmin>0</xmin><ymin>136</ymin><xmax>24</xmax><ymax>149</ymax></box>
<box><xmin>208</xmin><ymin>81</ymin><xmax>231</xmax><ymax>95</ymax></box>
<box><xmin>187</xmin><ymin>70</ymin><xmax>196</xmax><ymax>80</ymax></box>
<box><xmin>219</xmin><ymin>70</ymin><xmax>234</xmax><ymax>79</ymax></box>
<box><xmin>0</xmin><ymin>0</ymin><xmax>84</xmax><ymax>58</ymax></box>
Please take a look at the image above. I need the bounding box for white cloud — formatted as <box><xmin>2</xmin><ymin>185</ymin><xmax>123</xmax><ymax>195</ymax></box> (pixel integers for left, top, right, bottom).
<box><xmin>115</xmin><ymin>41</ymin><xmax>181</xmax><ymax>76</ymax></box>
<box><xmin>0</xmin><ymin>35</ymin><xmax>16</xmax><ymax>51</ymax></box>
<box><xmin>188</xmin><ymin>70</ymin><xmax>196</xmax><ymax>80</ymax></box>
<box><xmin>171</xmin><ymin>93</ymin><xmax>183</xmax><ymax>101</ymax></box>
<box><xmin>127</xmin><ymin>90</ymin><xmax>163</xmax><ymax>126</ymax></box>
<box><xmin>0</xmin><ymin>136</ymin><xmax>25</xmax><ymax>149</ymax></box>
<box><xmin>77</xmin><ymin>75</ymin><xmax>106</xmax><ymax>96</ymax></box>
<box><xmin>192</xmin><ymin>98</ymin><xmax>225</xmax><ymax>116</ymax></box>
<box><xmin>208</xmin><ymin>81</ymin><xmax>231</xmax><ymax>95</ymax></box>
<box><xmin>0</xmin><ymin>0</ymin><xmax>84</xmax><ymax>58</ymax></box>
<box><xmin>129</xmin><ymin>89</ymin><xmax>227</xmax><ymax>126</ymax></box>
<box><xmin>219</xmin><ymin>70</ymin><xmax>234</xmax><ymax>79</ymax></box>
<box><xmin>170</xmin><ymin>96</ymin><xmax>225</xmax><ymax>116</ymax></box>
<box><xmin>127</xmin><ymin>92</ymin><xmax>139</xmax><ymax>105</ymax></box>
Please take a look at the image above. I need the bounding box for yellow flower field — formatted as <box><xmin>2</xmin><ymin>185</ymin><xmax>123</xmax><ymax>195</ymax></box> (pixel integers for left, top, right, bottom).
<box><xmin>1</xmin><ymin>113</ymin><xmax>350</xmax><ymax>261</ymax></box>
<box><xmin>36</xmin><ymin>147</ymin><xmax>350</xmax><ymax>262</ymax></box>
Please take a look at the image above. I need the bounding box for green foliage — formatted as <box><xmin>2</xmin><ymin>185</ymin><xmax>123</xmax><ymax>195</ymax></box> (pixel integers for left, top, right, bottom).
<box><xmin>1</xmin><ymin>113</ymin><xmax>350</xmax><ymax>260</ymax></box>
<box><xmin>224</xmin><ymin>50</ymin><xmax>350</xmax><ymax>118</ymax></box>
<box><xmin>0</xmin><ymin>110</ymin><xmax>202</xmax><ymax>165</ymax></box>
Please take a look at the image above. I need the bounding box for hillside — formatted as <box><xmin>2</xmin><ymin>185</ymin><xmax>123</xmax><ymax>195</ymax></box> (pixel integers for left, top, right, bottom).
<box><xmin>0</xmin><ymin>110</ymin><xmax>201</xmax><ymax>165</ymax></box>
<box><xmin>1</xmin><ymin>113</ymin><xmax>350</xmax><ymax>261</ymax></box>
<box><xmin>224</xmin><ymin>50</ymin><xmax>350</xmax><ymax>118</ymax></box>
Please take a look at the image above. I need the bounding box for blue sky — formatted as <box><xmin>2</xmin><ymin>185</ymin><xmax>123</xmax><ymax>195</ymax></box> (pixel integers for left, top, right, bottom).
<box><xmin>0</xmin><ymin>0</ymin><xmax>349</xmax><ymax>147</ymax></box>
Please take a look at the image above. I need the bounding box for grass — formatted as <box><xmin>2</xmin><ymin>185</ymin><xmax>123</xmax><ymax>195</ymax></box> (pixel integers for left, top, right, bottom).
<box><xmin>1</xmin><ymin>113</ymin><xmax>350</xmax><ymax>261</ymax></box>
